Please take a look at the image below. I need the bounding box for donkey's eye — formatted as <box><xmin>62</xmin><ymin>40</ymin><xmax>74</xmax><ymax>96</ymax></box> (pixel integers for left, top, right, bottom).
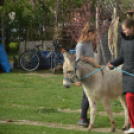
<box><xmin>67</xmin><ymin>71</ymin><xmax>71</xmax><ymax>74</ymax></box>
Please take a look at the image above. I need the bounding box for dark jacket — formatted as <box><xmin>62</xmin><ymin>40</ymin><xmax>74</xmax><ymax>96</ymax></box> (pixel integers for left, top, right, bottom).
<box><xmin>111</xmin><ymin>32</ymin><xmax>134</xmax><ymax>94</ymax></box>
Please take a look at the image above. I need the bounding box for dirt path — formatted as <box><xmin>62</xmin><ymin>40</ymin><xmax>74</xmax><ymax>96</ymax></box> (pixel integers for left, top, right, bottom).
<box><xmin>26</xmin><ymin>73</ymin><xmax>60</xmax><ymax>78</ymax></box>
<box><xmin>0</xmin><ymin>107</ymin><xmax>125</xmax><ymax>133</ymax></box>
<box><xmin>58</xmin><ymin>108</ymin><xmax>124</xmax><ymax>116</ymax></box>
<box><xmin>0</xmin><ymin>120</ymin><xmax>124</xmax><ymax>133</ymax></box>
<box><xmin>11</xmin><ymin>103</ymin><xmax>124</xmax><ymax>117</ymax></box>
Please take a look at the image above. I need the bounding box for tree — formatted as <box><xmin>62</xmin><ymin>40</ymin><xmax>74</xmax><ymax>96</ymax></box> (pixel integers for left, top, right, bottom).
<box><xmin>66</xmin><ymin>0</ymin><xmax>110</xmax><ymax>43</ymax></box>
<box><xmin>0</xmin><ymin>0</ymin><xmax>56</xmax><ymax>49</ymax></box>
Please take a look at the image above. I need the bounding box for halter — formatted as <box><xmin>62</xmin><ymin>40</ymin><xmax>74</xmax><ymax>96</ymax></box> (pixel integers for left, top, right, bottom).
<box><xmin>64</xmin><ymin>62</ymin><xmax>107</xmax><ymax>83</ymax></box>
<box><xmin>64</xmin><ymin>62</ymin><xmax>78</xmax><ymax>83</ymax></box>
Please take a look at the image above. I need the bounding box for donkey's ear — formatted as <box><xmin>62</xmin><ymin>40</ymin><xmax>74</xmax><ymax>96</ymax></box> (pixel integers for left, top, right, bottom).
<box><xmin>61</xmin><ymin>49</ymin><xmax>66</xmax><ymax>53</ymax></box>
<box><xmin>61</xmin><ymin>49</ymin><xmax>70</xmax><ymax>63</ymax></box>
<box><xmin>61</xmin><ymin>49</ymin><xmax>68</xmax><ymax>59</ymax></box>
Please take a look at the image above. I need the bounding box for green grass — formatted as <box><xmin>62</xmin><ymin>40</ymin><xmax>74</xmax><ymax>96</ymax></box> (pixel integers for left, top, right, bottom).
<box><xmin>0</xmin><ymin>123</ymin><xmax>121</xmax><ymax>134</ymax></box>
<box><xmin>0</xmin><ymin>72</ymin><xmax>82</xmax><ymax>109</ymax></box>
<box><xmin>0</xmin><ymin>69</ymin><xmax>125</xmax><ymax>134</ymax></box>
<box><xmin>0</xmin><ymin>70</ymin><xmax>124</xmax><ymax>111</ymax></box>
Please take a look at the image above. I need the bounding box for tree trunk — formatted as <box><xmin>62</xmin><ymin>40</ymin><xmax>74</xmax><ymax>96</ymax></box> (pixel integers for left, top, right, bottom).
<box><xmin>113</xmin><ymin>7</ymin><xmax>118</xmax><ymax>59</ymax></box>
<box><xmin>2</xmin><ymin>14</ymin><xmax>5</xmax><ymax>48</ymax></box>
<box><xmin>94</xmin><ymin>7</ymin><xmax>101</xmax><ymax>64</ymax></box>
<box><xmin>56</xmin><ymin>0</ymin><xmax>62</xmax><ymax>23</ymax></box>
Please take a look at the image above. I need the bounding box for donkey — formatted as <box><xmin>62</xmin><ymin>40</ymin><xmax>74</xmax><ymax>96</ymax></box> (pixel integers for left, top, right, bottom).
<box><xmin>62</xmin><ymin>50</ymin><xmax>129</xmax><ymax>132</ymax></box>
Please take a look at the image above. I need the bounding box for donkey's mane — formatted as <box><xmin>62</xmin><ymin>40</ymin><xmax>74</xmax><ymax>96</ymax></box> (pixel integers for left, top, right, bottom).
<box><xmin>68</xmin><ymin>53</ymin><xmax>102</xmax><ymax>68</ymax></box>
<box><xmin>78</xmin><ymin>57</ymin><xmax>102</xmax><ymax>68</ymax></box>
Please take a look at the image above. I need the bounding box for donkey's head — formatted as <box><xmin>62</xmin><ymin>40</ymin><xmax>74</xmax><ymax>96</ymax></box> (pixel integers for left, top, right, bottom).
<box><xmin>62</xmin><ymin>49</ymin><xmax>103</xmax><ymax>89</ymax></box>
<box><xmin>62</xmin><ymin>49</ymin><xmax>78</xmax><ymax>88</ymax></box>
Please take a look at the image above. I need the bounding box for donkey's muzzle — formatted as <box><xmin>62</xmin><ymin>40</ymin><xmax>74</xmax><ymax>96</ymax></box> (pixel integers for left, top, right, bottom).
<box><xmin>64</xmin><ymin>85</ymin><xmax>71</xmax><ymax>88</ymax></box>
<box><xmin>63</xmin><ymin>79</ymin><xmax>72</xmax><ymax>88</ymax></box>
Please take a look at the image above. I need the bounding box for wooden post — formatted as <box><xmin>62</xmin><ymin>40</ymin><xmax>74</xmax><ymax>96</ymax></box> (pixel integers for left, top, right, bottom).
<box><xmin>100</xmin><ymin>20</ymin><xmax>107</xmax><ymax>64</ymax></box>
<box><xmin>94</xmin><ymin>7</ymin><xmax>101</xmax><ymax>64</ymax></box>
<box><xmin>55</xmin><ymin>0</ymin><xmax>58</xmax><ymax>40</ymax></box>
<box><xmin>56</xmin><ymin>0</ymin><xmax>58</xmax><ymax>25</ymax></box>
<box><xmin>100</xmin><ymin>39</ymin><xmax>107</xmax><ymax>64</ymax></box>
<box><xmin>113</xmin><ymin>7</ymin><xmax>118</xmax><ymax>59</ymax></box>
<box><xmin>2</xmin><ymin>14</ymin><xmax>5</xmax><ymax>48</ymax></box>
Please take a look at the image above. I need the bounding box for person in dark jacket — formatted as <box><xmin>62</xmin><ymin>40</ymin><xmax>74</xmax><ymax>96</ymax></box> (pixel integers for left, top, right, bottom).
<box><xmin>107</xmin><ymin>18</ymin><xmax>134</xmax><ymax>134</ymax></box>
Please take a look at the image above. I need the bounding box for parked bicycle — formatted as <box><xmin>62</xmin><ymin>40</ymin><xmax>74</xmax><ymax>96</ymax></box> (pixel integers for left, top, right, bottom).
<box><xmin>19</xmin><ymin>44</ymin><xmax>55</xmax><ymax>71</ymax></box>
<box><xmin>19</xmin><ymin>41</ymin><xmax>64</xmax><ymax>71</ymax></box>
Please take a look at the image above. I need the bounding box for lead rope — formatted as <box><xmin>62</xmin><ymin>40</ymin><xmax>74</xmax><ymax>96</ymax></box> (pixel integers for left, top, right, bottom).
<box><xmin>64</xmin><ymin>65</ymin><xmax>134</xmax><ymax>83</ymax></box>
<box><xmin>64</xmin><ymin>65</ymin><xmax>107</xmax><ymax>83</ymax></box>
<box><xmin>114</xmin><ymin>66</ymin><xmax>134</xmax><ymax>76</ymax></box>
<box><xmin>78</xmin><ymin>65</ymin><xmax>107</xmax><ymax>81</ymax></box>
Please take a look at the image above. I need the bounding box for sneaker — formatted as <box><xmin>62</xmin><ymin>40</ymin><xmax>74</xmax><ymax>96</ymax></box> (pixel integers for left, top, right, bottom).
<box><xmin>124</xmin><ymin>128</ymin><xmax>134</xmax><ymax>133</ymax></box>
<box><xmin>77</xmin><ymin>118</ymin><xmax>89</xmax><ymax>127</ymax></box>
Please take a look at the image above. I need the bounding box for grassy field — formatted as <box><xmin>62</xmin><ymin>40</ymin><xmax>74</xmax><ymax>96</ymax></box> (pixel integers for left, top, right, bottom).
<box><xmin>0</xmin><ymin>68</ymin><xmax>125</xmax><ymax>134</ymax></box>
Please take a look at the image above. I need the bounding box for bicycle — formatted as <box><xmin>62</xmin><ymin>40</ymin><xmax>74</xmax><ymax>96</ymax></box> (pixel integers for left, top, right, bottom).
<box><xmin>19</xmin><ymin>44</ymin><xmax>55</xmax><ymax>71</ymax></box>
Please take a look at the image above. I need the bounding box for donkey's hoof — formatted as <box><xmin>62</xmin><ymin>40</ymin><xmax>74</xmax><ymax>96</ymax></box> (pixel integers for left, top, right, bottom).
<box><xmin>111</xmin><ymin>128</ymin><xmax>115</xmax><ymax>132</ymax></box>
<box><xmin>87</xmin><ymin>124</ymin><xmax>93</xmax><ymax>131</ymax></box>
<box><xmin>87</xmin><ymin>127</ymin><xmax>91</xmax><ymax>131</ymax></box>
<box><xmin>121</xmin><ymin>127</ymin><xmax>127</xmax><ymax>130</ymax></box>
<box><xmin>122</xmin><ymin>124</ymin><xmax>131</xmax><ymax>130</ymax></box>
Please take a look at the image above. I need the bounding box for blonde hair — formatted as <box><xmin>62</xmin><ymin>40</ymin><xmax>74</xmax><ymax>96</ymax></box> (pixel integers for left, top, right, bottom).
<box><xmin>77</xmin><ymin>22</ymin><xmax>96</xmax><ymax>44</ymax></box>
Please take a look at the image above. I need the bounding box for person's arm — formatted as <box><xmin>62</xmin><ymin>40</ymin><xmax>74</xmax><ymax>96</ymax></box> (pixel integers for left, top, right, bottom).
<box><xmin>107</xmin><ymin>48</ymin><xmax>124</xmax><ymax>69</ymax></box>
<box><xmin>111</xmin><ymin>49</ymin><xmax>124</xmax><ymax>66</ymax></box>
<box><xmin>75</xmin><ymin>42</ymin><xmax>83</xmax><ymax>61</ymax></box>
<box><xmin>75</xmin><ymin>42</ymin><xmax>83</xmax><ymax>86</ymax></box>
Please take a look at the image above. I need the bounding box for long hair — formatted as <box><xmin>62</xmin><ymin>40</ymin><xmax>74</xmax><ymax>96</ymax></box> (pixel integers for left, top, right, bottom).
<box><xmin>77</xmin><ymin>22</ymin><xmax>96</xmax><ymax>44</ymax></box>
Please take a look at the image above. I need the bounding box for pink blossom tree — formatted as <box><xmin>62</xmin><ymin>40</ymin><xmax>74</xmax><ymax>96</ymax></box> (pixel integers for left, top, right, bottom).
<box><xmin>66</xmin><ymin>0</ymin><xmax>110</xmax><ymax>45</ymax></box>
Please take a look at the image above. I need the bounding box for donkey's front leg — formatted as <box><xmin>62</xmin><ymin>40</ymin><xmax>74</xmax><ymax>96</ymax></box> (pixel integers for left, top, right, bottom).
<box><xmin>102</xmin><ymin>99</ymin><xmax>115</xmax><ymax>132</ymax></box>
<box><xmin>119</xmin><ymin>95</ymin><xmax>130</xmax><ymax>130</ymax></box>
<box><xmin>87</xmin><ymin>98</ymin><xmax>98</xmax><ymax>131</ymax></box>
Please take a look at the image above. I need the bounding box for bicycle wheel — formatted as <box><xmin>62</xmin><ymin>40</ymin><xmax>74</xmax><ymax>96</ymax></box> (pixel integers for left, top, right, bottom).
<box><xmin>19</xmin><ymin>51</ymin><xmax>39</xmax><ymax>71</ymax></box>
